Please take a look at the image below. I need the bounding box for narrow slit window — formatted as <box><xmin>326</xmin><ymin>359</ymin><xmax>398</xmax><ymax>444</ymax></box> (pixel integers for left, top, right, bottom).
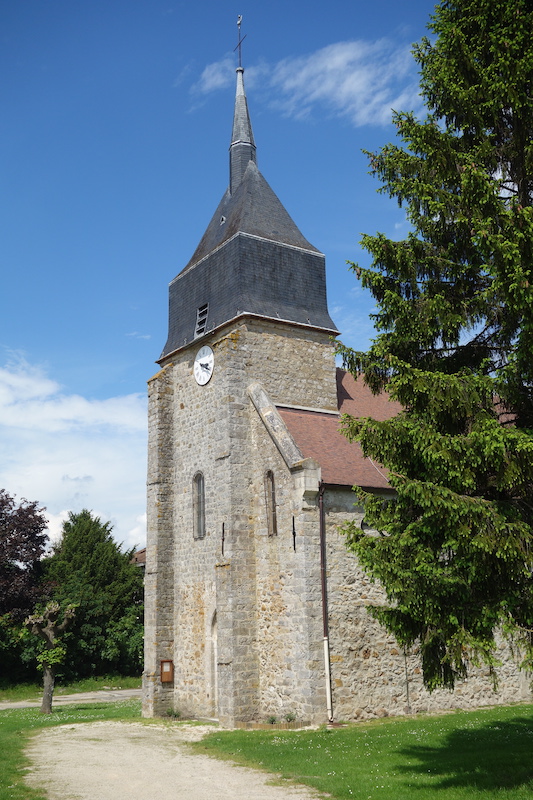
<box><xmin>193</xmin><ymin>472</ymin><xmax>205</xmax><ymax>539</ymax></box>
<box><xmin>264</xmin><ymin>470</ymin><xmax>278</xmax><ymax>537</ymax></box>
<box><xmin>195</xmin><ymin>303</ymin><xmax>209</xmax><ymax>338</ymax></box>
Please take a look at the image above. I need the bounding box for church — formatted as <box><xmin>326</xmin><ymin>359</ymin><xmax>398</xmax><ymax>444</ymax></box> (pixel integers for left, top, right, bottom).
<box><xmin>142</xmin><ymin>62</ymin><xmax>530</xmax><ymax>726</ymax></box>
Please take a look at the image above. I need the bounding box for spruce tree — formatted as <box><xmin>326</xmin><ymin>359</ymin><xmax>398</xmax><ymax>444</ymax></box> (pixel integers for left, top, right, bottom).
<box><xmin>339</xmin><ymin>0</ymin><xmax>533</xmax><ymax>689</ymax></box>
<box><xmin>44</xmin><ymin>510</ymin><xmax>143</xmax><ymax>679</ymax></box>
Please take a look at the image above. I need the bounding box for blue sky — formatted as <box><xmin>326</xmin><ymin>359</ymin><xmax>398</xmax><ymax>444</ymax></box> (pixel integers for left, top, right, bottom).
<box><xmin>1</xmin><ymin>0</ymin><xmax>434</xmax><ymax>549</ymax></box>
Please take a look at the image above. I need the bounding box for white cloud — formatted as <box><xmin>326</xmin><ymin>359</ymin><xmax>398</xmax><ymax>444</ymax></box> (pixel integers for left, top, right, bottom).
<box><xmin>45</xmin><ymin>510</ymin><xmax>70</xmax><ymax>548</ymax></box>
<box><xmin>394</xmin><ymin>219</ymin><xmax>410</xmax><ymax>233</ymax></box>
<box><xmin>193</xmin><ymin>39</ymin><xmax>421</xmax><ymax>127</ymax></box>
<box><xmin>194</xmin><ymin>55</ymin><xmax>235</xmax><ymax>93</ymax></box>
<box><xmin>0</xmin><ymin>356</ymin><xmax>147</xmax><ymax>552</ymax></box>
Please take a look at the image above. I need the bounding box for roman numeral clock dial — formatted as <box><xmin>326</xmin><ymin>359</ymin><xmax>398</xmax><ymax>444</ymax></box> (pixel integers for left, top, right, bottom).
<box><xmin>193</xmin><ymin>345</ymin><xmax>214</xmax><ymax>385</ymax></box>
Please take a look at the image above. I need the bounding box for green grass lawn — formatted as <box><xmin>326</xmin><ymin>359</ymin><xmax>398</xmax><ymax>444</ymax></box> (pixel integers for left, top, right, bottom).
<box><xmin>3</xmin><ymin>696</ymin><xmax>533</xmax><ymax>800</ymax></box>
<box><xmin>193</xmin><ymin>704</ymin><xmax>533</xmax><ymax>800</ymax></box>
<box><xmin>0</xmin><ymin>699</ymin><xmax>142</xmax><ymax>800</ymax></box>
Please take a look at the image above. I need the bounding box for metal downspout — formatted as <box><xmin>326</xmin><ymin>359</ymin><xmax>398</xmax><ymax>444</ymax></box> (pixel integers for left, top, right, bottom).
<box><xmin>319</xmin><ymin>480</ymin><xmax>333</xmax><ymax>722</ymax></box>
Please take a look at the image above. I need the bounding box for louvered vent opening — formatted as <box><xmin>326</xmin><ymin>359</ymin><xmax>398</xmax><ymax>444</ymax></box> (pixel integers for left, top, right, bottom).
<box><xmin>195</xmin><ymin>303</ymin><xmax>209</xmax><ymax>338</ymax></box>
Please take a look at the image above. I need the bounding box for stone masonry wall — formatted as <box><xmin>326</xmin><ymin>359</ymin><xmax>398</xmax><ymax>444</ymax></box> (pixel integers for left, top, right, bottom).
<box><xmin>212</xmin><ymin>319</ymin><xmax>336</xmax><ymax>724</ymax></box>
<box><xmin>325</xmin><ymin>488</ymin><xmax>532</xmax><ymax>722</ymax></box>
<box><xmin>162</xmin><ymin>337</ymin><xmax>260</xmax><ymax>723</ymax></box>
<box><xmin>143</xmin><ymin>364</ymin><xmax>176</xmax><ymax>717</ymax></box>
<box><xmin>233</xmin><ymin>320</ymin><xmax>338</xmax><ymax>411</ymax></box>
<box><xmin>143</xmin><ymin>318</ymin><xmax>530</xmax><ymax>726</ymax></box>
<box><xmin>249</xmin><ymin>405</ymin><xmax>326</xmax><ymax>724</ymax></box>
<box><xmin>143</xmin><ymin>318</ymin><xmax>337</xmax><ymax>724</ymax></box>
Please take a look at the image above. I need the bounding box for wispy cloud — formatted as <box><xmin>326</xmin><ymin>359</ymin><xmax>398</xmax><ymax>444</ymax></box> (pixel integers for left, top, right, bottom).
<box><xmin>0</xmin><ymin>356</ymin><xmax>147</xmax><ymax>550</ymax></box>
<box><xmin>192</xmin><ymin>39</ymin><xmax>420</xmax><ymax>127</ymax></box>
<box><xmin>195</xmin><ymin>55</ymin><xmax>235</xmax><ymax>92</ymax></box>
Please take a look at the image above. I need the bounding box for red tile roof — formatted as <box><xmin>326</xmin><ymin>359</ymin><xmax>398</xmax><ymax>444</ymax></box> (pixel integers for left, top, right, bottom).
<box><xmin>276</xmin><ymin>370</ymin><xmax>400</xmax><ymax>489</ymax></box>
<box><xmin>336</xmin><ymin>368</ymin><xmax>402</xmax><ymax>419</ymax></box>
<box><xmin>132</xmin><ymin>547</ymin><xmax>146</xmax><ymax>566</ymax></box>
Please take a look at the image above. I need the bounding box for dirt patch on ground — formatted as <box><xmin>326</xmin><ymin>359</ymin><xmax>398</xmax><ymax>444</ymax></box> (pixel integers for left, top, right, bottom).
<box><xmin>25</xmin><ymin>721</ymin><xmax>323</xmax><ymax>800</ymax></box>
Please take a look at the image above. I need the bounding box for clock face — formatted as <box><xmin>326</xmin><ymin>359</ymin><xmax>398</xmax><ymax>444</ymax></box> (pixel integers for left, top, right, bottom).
<box><xmin>194</xmin><ymin>345</ymin><xmax>214</xmax><ymax>385</ymax></box>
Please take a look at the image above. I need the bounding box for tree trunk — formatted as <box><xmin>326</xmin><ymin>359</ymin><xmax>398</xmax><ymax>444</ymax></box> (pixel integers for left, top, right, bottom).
<box><xmin>41</xmin><ymin>665</ymin><xmax>55</xmax><ymax>714</ymax></box>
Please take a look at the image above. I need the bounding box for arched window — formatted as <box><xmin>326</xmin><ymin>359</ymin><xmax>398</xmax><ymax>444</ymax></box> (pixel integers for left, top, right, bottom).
<box><xmin>193</xmin><ymin>472</ymin><xmax>205</xmax><ymax>539</ymax></box>
<box><xmin>264</xmin><ymin>470</ymin><xmax>277</xmax><ymax>537</ymax></box>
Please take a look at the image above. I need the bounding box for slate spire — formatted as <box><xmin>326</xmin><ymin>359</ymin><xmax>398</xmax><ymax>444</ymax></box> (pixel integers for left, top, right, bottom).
<box><xmin>159</xmin><ymin>42</ymin><xmax>338</xmax><ymax>361</ymax></box>
<box><xmin>230</xmin><ymin>67</ymin><xmax>256</xmax><ymax>195</ymax></box>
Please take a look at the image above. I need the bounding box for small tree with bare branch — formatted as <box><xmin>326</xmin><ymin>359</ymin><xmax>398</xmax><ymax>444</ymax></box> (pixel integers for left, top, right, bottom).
<box><xmin>25</xmin><ymin>602</ymin><xmax>76</xmax><ymax>713</ymax></box>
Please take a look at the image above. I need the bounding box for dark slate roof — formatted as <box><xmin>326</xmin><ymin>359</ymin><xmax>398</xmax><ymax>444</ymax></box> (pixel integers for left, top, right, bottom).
<box><xmin>231</xmin><ymin>68</ymin><xmax>255</xmax><ymax>147</ymax></box>
<box><xmin>182</xmin><ymin>161</ymin><xmax>320</xmax><ymax>274</ymax></box>
<box><xmin>277</xmin><ymin>370</ymin><xmax>401</xmax><ymax>489</ymax></box>
<box><xmin>161</xmin><ymin>233</ymin><xmax>336</xmax><ymax>358</ymax></box>
<box><xmin>160</xmin><ymin>66</ymin><xmax>337</xmax><ymax>359</ymax></box>
<box><xmin>230</xmin><ymin>66</ymin><xmax>257</xmax><ymax>195</ymax></box>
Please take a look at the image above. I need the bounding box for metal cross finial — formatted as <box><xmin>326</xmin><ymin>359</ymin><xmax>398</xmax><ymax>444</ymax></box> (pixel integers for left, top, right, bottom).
<box><xmin>235</xmin><ymin>14</ymin><xmax>246</xmax><ymax>68</ymax></box>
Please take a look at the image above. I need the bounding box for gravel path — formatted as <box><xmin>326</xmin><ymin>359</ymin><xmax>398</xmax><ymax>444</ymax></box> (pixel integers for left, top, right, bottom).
<box><xmin>24</xmin><ymin>721</ymin><xmax>323</xmax><ymax>800</ymax></box>
<box><xmin>0</xmin><ymin>688</ymin><xmax>141</xmax><ymax>710</ymax></box>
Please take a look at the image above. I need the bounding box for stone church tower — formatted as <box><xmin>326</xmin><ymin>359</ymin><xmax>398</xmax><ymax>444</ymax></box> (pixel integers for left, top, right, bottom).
<box><xmin>143</xmin><ymin>65</ymin><xmax>531</xmax><ymax>726</ymax></box>
<box><xmin>143</xmin><ymin>64</ymin><xmax>339</xmax><ymax>725</ymax></box>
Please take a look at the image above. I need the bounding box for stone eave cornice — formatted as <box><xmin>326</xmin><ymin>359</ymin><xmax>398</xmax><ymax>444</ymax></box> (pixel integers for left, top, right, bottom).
<box><xmin>156</xmin><ymin>312</ymin><xmax>339</xmax><ymax>365</ymax></box>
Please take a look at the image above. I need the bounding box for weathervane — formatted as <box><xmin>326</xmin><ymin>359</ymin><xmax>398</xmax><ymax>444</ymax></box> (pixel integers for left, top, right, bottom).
<box><xmin>234</xmin><ymin>14</ymin><xmax>246</xmax><ymax>68</ymax></box>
